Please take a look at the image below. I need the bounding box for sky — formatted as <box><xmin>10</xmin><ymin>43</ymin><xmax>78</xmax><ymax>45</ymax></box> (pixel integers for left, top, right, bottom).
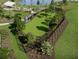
<box><xmin>20</xmin><ymin>0</ymin><xmax>52</xmax><ymax>5</ymax></box>
<box><xmin>20</xmin><ymin>0</ymin><xmax>78</xmax><ymax>5</ymax></box>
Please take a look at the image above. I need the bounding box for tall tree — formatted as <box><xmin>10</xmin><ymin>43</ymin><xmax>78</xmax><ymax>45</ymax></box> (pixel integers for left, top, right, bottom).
<box><xmin>63</xmin><ymin>0</ymin><xmax>67</xmax><ymax>4</ymax></box>
<box><xmin>14</xmin><ymin>13</ymin><xmax>25</xmax><ymax>30</ymax></box>
<box><xmin>12</xmin><ymin>13</ymin><xmax>25</xmax><ymax>35</ymax></box>
<box><xmin>11</xmin><ymin>0</ymin><xmax>15</xmax><ymax>2</ymax></box>
<box><xmin>51</xmin><ymin>0</ymin><xmax>54</xmax><ymax>5</ymax></box>
<box><xmin>37</xmin><ymin>0</ymin><xmax>40</xmax><ymax>5</ymax></box>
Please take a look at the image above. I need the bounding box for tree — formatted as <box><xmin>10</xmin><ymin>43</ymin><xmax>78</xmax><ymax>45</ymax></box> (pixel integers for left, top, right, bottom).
<box><xmin>37</xmin><ymin>0</ymin><xmax>40</xmax><ymax>5</ymax></box>
<box><xmin>62</xmin><ymin>0</ymin><xmax>67</xmax><ymax>4</ymax></box>
<box><xmin>0</xmin><ymin>48</ymin><xmax>9</xmax><ymax>59</ymax></box>
<box><xmin>41</xmin><ymin>41</ymin><xmax>53</xmax><ymax>55</ymax></box>
<box><xmin>50</xmin><ymin>0</ymin><xmax>54</xmax><ymax>5</ymax></box>
<box><xmin>11</xmin><ymin>0</ymin><xmax>15</xmax><ymax>2</ymax></box>
<box><xmin>14</xmin><ymin>13</ymin><xmax>25</xmax><ymax>31</ymax></box>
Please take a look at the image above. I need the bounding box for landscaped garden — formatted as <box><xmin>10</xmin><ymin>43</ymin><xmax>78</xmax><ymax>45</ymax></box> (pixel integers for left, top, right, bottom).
<box><xmin>23</xmin><ymin>11</ymin><xmax>55</xmax><ymax>36</ymax></box>
<box><xmin>0</xmin><ymin>0</ymin><xmax>78</xmax><ymax>59</ymax></box>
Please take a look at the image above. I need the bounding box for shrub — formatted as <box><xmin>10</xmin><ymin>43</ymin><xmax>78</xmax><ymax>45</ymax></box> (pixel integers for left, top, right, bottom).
<box><xmin>0</xmin><ymin>48</ymin><xmax>9</xmax><ymax>59</ymax></box>
<box><xmin>26</xmin><ymin>32</ymin><xmax>36</xmax><ymax>45</ymax></box>
<box><xmin>41</xmin><ymin>41</ymin><xmax>53</xmax><ymax>56</ymax></box>
<box><xmin>49</xmin><ymin>12</ymin><xmax>64</xmax><ymax>30</ymax></box>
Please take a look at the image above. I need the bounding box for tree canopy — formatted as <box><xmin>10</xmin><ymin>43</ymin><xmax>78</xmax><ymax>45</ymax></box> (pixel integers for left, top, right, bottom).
<box><xmin>11</xmin><ymin>0</ymin><xmax>15</xmax><ymax>2</ymax></box>
<box><xmin>14</xmin><ymin>13</ymin><xmax>25</xmax><ymax>31</ymax></box>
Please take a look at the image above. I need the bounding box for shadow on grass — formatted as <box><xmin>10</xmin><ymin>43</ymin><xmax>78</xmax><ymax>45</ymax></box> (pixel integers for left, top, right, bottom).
<box><xmin>36</xmin><ymin>26</ymin><xmax>49</xmax><ymax>32</ymax></box>
<box><xmin>40</xmin><ymin>13</ymin><xmax>49</xmax><ymax>17</ymax></box>
<box><xmin>19</xmin><ymin>36</ymin><xmax>27</xmax><ymax>44</ymax></box>
<box><xmin>41</xmin><ymin>19</ymin><xmax>50</xmax><ymax>26</ymax></box>
<box><xmin>41</xmin><ymin>22</ymin><xmax>48</xmax><ymax>26</ymax></box>
<box><xmin>45</xmin><ymin>19</ymin><xmax>50</xmax><ymax>22</ymax></box>
<box><xmin>37</xmin><ymin>15</ymin><xmax>42</xmax><ymax>18</ymax></box>
<box><xmin>9</xmin><ymin>23</ymin><xmax>17</xmax><ymax>35</ymax></box>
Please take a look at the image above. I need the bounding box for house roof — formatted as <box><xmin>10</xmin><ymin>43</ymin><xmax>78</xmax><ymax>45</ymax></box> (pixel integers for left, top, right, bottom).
<box><xmin>3</xmin><ymin>1</ymin><xmax>15</xmax><ymax>7</ymax></box>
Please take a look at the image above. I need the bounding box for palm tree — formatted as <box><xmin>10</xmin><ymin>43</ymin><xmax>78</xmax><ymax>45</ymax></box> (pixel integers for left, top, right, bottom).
<box><xmin>11</xmin><ymin>13</ymin><xmax>25</xmax><ymax>36</ymax></box>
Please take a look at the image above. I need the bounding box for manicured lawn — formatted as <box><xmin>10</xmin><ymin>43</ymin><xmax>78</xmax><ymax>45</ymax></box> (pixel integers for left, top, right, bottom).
<box><xmin>55</xmin><ymin>2</ymin><xmax>78</xmax><ymax>59</ymax></box>
<box><xmin>0</xmin><ymin>25</ymin><xmax>29</xmax><ymax>59</ymax></box>
<box><xmin>23</xmin><ymin>12</ymin><xmax>55</xmax><ymax>36</ymax></box>
<box><xmin>0</xmin><ymin>0</ymin><xmax>6</xmax><ymax>3</ymax></box>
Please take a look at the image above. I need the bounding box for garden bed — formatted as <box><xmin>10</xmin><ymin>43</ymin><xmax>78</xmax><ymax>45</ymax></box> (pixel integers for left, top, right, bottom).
<box><xmin>22</xmin><ymin>16</ymin><xmax>68</xmax><ymax>59</ymax></box>
<box><xmin>23</xmin><ymin>11</ymin><xmax>55</xmax><ymax>36</ymax></box>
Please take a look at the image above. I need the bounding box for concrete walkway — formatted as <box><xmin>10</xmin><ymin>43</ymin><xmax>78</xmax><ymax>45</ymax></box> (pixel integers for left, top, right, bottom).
<box><xmin>0</xmin><ymin>23</ymin><xmax>10</xmax><ymax>26</ymax></box>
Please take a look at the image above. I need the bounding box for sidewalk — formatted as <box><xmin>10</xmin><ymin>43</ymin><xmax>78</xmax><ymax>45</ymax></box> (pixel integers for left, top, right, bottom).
<box><xmin>0</xmin><ymin>23</ymin><xmax>10</xmax><ymax>26</ymax></box>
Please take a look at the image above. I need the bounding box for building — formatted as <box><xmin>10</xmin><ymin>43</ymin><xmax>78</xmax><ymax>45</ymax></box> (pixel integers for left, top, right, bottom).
<box><xmin>3</xmin><ymin>1</ymin><xmax>15</xmax><ymax>8</ymax></box>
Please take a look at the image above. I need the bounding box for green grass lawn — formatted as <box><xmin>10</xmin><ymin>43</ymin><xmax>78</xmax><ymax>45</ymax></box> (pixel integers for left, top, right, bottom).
<box><xmin>55</xmin><ymin>2</ymin><xmax>78</xmax><ymax>59</ymax></box>
<box><xmin>0</xmin><ymin>25</ymin><xmax>29</xmax><ymax>59</ymax></box>
<box><xmin>23</xmin><ymin>12</ymin><xmax>55</xmax><ymax>36</ymax></box>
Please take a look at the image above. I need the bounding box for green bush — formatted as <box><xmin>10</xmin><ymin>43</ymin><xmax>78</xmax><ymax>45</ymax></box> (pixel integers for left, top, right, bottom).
<box><xmin>26</xmin><ymin>32</ymin><xmax>36</xmax><ymax>45</ymax></box>
<box><xmin>41</xmin><ymin>41</ymin><xmax>53</xmax><ymax>56</ymax></box>
<box><xmin>48</xmin><ymin>12</ymin><xmax>63</xmax><ymax>29</ymax></box>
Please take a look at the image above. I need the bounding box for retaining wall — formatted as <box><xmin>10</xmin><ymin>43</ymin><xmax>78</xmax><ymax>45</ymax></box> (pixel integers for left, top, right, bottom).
<box><xmin>23</xmin><ymin>17</ymin><xmax>68</xmax><ymax>59</ymax></box>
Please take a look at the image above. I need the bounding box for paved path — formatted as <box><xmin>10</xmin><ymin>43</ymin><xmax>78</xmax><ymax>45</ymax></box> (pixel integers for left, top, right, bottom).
<box><xmin>0</xmin><ymin>23</ymin><xmax>10</xmax><ymax>26</ymax></box>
